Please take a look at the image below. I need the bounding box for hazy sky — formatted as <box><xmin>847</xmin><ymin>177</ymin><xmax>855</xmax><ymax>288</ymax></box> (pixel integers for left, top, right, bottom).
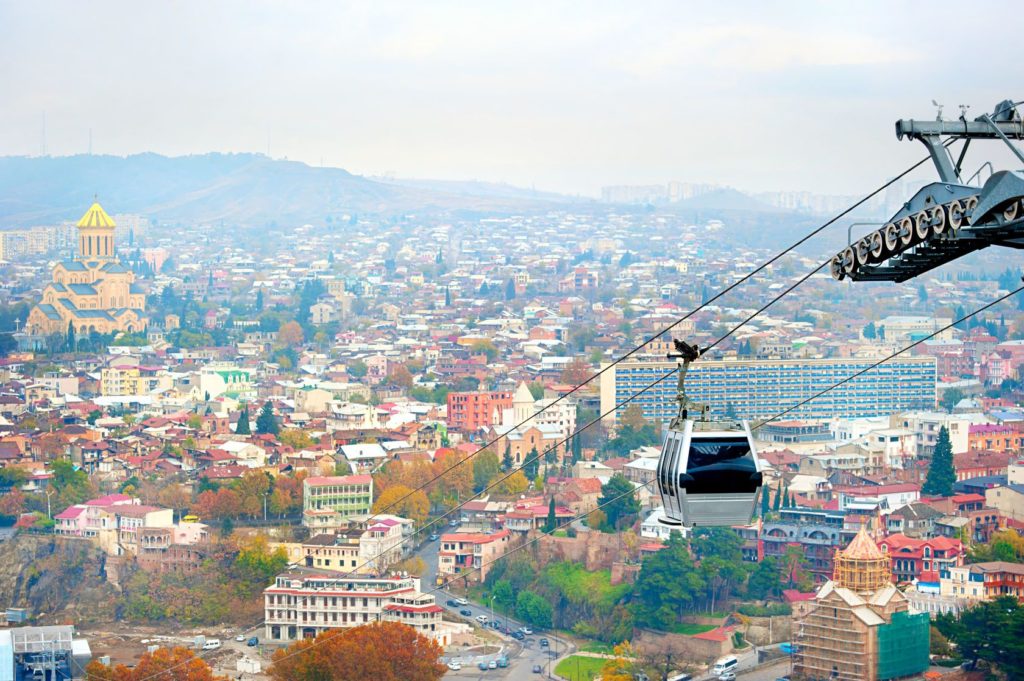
<box><xmin>1</xmin><ymin>1</ymin><xmax>1021</xmax><ymax>196</ymax></box>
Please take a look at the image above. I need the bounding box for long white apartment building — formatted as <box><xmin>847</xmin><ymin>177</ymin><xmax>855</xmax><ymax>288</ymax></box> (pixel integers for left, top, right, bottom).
<box><xmin>263</xmin><ymin>568</ymin><xmax>466</xmax><ymax>645</ymax></box>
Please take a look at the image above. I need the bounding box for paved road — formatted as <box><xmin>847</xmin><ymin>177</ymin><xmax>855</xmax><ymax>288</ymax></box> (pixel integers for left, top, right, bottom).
<box><xmin>414</xmin><ymin>534</ymin><xmax>573</xmax><ymax>680</ymax></box>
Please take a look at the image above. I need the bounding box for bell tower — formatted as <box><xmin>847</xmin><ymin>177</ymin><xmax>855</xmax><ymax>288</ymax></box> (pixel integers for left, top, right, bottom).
<box><xmin>76</xmin><ymin>201</ymin><xmax>117</xmax><ymax>260</ymax></box>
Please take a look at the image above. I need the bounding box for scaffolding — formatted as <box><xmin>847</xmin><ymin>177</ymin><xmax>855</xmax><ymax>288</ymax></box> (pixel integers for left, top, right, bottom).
<box><xmin>793</xmin><ymin>599</ymin><xmax>870</xmax><ymax>681</ymax></box>
<box><xmin>832</xmin><ymin>531</ymin><xmax>890</xmax><ymax>595</ymax></box>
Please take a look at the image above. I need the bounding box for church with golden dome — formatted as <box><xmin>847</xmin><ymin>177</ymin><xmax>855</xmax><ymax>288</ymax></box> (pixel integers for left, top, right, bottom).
<box><xmin>26</xmin><ymin>202</ymin><xmax>147</xmax><ymax>337</ymax></box>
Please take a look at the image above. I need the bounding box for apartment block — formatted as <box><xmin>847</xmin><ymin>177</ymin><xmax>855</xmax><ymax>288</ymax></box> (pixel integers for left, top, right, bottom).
<box><xmin>302</xmin><ymin>475</ymin><xmax>373</xmax><ymax>528</ymax></box>
<box><xmin>600</xmin><ymin>356</ymin><xmax>937</xmax><ymax>425</ymax></box>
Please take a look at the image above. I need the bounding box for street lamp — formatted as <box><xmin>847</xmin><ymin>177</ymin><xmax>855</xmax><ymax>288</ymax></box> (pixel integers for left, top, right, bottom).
<box><xmin>45</xmin><ymin>488</ymin><xmax>55</xmax><ymax>521</ymax></box>
<box><xmin>489</xmin><ymin>595</ymin><xmax>496</xmax><ymax>628</ymax></box>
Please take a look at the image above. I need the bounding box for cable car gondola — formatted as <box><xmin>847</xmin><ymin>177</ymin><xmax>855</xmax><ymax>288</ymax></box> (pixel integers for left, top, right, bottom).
<box><xmin>656</xmin><ymin>340</ymin><xmax>763</xmax><ymax>527</ymax></box>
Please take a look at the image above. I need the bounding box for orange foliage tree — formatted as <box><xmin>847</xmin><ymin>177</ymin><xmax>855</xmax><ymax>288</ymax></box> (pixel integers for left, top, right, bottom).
<box><xmin>85</xmin><ymin>646</ymin><xmax>229</xmax><ymax>681</ymax></box>
<box><xmin>269</xmin><ymin>622</ymin><xmax>445</xmax><ymax>681</ymax></box>
<box><xmin>277</xmin><ymin>321</ymin><xmax>305</xmax><ymax>346</ymax></box>
<box><xmin>372</xmin><ymin>484</ymin><xmax>430</xmax><ymax>525</ymax></box>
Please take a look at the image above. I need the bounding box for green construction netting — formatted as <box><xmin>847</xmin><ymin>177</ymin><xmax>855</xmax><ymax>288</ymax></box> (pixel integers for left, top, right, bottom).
<box><xmin>877</xmin><ymin>610</ymin><xmax>930</xmax><ymax>680</ymax></box>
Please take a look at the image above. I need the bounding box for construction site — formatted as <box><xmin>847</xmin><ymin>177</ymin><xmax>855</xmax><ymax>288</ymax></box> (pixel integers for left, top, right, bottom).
<box><xmin>793</xmin><ymin>529</ymin><xmax>930</xmax><ymax>681</ymax></box>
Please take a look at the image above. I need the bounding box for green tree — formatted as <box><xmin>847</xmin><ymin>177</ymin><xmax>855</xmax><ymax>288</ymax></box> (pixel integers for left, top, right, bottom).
<box><xmin>632</xmin><ymin>532</ymin><xmax>704</xmax><ymax>629</ymax></box>
<box><xmin>772</xmin><ymin>481</ymin><xmax>782</xmax><ymax>512</ymax></box>
<box><xmin>473</xmin><ymin>450</ymin><xmax>501</xmax><ymax>494</ymax></box>
<box><xmin>505</xmin><ymin>279</ymin><xmax>516</xmax><ymax>301</ymax></box>
<box><xmin>935</xmin><ymin>596</ymin><xmax>1024</xmax><ymax>677</ymax></box>
<box><xmin>598</xmin><ymin>474</ymin><xmax>640</xmax><ymax>531</ymax></box>
<box><xmin>544</xmin><ymin>497</ymin><xmax>557</xmax><ymax>533</ymax></box>
<box><xmin>923</xmin><ymin>426</ymin><xmax>955</xmax><ymax>496</ymax></box>
<box><xmin>760</xmin><ymin>485</ymin><xmax>771</xmax><ymax>517</ymax></box>
<box><xmin>255</xmin><ymin>288</ymin><xmax>264</xmax><ymax>312</ymax></box>
<box><xmin>515</xmin><ymin>591</ymin><xmax>553</xmax><ymax>629</ymax></box>
<box><xmin>501</xmin><ymin>443</ymin><xmax>513</xmax><ymax>472</ymax></box>
<box><xmin>939</xmin><ymin>387</ymin><xmax>965</xmax><ymax>413</ymax></box>
<box><xmin>746</xmin><ymin>557</ymin><xmax>782</xmax><ymax>600</ymax></box>
<box><xmin>255</xmin><ymin>401</ymin><xmax>279</xmax><ymax>435</ymax></box>
<box><xmin>522</xmin><ymin>446</ymin><xmax>540</xmax><ymax>480</ymax></box>
<box><xmin>492</xmin><ymin>579</ymin><xmax>515</xmax><ymax>611</ymax></box>
<box><xmin>66</xmin><ymin>321</ymin><xmax>76</xmax><ymax>352</ymax></box>
<box><xmin>235</xmin><ymin>405</ymin><xmax>251</xmax><ymax>435</ymax></box>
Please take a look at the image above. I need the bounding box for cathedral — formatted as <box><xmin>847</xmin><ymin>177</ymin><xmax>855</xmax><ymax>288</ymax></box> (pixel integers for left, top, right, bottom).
<box><xmin>26</xmin><ymin>202</ymin><xmax>147</xmax><ymax>337</ymax></box>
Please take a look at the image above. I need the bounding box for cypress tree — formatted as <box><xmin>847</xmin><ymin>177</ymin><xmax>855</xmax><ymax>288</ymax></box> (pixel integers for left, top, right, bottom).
<box><xmin>66</xmin><ymin>322</ymin><xmax>75</xmax><ymax>353</ymax></box>
<box><xmin>923</xmin><ymin>426</ymin><xmax>956</xmax><ymax>496</ymax></box>
<box><xmin>544</xmin><ymin>497</ymin><xmax>557</xmax><ymax>533</ymax></box>
<box><xmin>502</xmin><ymin>443</ymin><xmax>514</xmax><ymax>472</ymax></box>
<box><xmin>760</xmin><ymin>484</ymin><xmax>771</xmax><ymax>517</ymax></box>
<box><xmin>571</xmin><ymin>433</ymin><xmax>583</xmax><ymax>464</ymax></box>
<box><xmin>444</xmin><ymin>286</ymin><xmax>451</xmax><ymax>307</ymax></box>
<box><xmin>772</xmin><ymin>481</ymin><xmax>782</xmax><ymax>512</ymax></box>
<box><xmin>235</xmin><ymin>405</ymin><xmax>251</xmax><ymax>435</ymax></box>
<box><xmin>505</xmin><ymin>279</ymin><xmax>516</xmax><ymax>301</ymax></box>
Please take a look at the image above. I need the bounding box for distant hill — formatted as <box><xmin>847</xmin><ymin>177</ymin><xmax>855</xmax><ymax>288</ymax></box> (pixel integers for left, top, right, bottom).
<box><xmin>0</xmin><ymin>153</ymin><xmax>577</xmax><ymax>227</ymax></box>
<box><xmin>674</xmin><ymin>188</ymin><xmax>776</xmax><ymax>212</ymax></box>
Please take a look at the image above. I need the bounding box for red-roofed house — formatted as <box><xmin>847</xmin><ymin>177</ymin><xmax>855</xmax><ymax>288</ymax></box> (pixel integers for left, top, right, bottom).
<box><xmin>877</xmin><ymin>534</ymin><xmax>964</xmax><ymax>584</ymax></box>
<box><xmin>438</xmin><ymin>529</ymin><xmax>511</xmax><ymax>583</ymax></box>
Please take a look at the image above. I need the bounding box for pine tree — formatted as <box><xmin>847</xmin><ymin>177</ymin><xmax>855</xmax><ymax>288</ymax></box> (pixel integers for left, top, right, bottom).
<box><xmin>66</xmin><ymin>322</ymin><xmax>75</xmax><ymax>353</ymax></box>
<box><xmin>255</xmin><ymin>288</ymin><xmax>264</xmax><ymax>312</ymax></box>
<box><xmin>502</xmin><ymin>443</ymin><xmax>514</xmax><ymax>472</ymax></box>
<box><xmin>923</xmin><ymin>426</ymin><xmax>956</xmax><ymax>496</ymax></box>
<box><xmin>444</xmin><ymin>286</ymin><xmax>451</xmax><ymax>307</ymax></box>
<box><xmin>235</xmin><ymin>405</ymin><xmax>251</xmax><ymax>435</ymax></box>
<box><xmin>523</xmin><ymin>446</ymin><xmax>540</xmax><ymax>480</ymax></box>
<box><xmin>760</xmin><ymin>484</ymin><xmax>771</xmax><ymax>517</ymax></box>
<box><xmin>256</xmin><ymin>401</ymin><xmax>279</xmax><ymax>435</ymax></box>
<box><xmin>544</xmin><ymin>497</ymin><xmax>557</xmax><ymax>533</ymax></box>
<box><xmin>505</xmin><ymin>279</ymin><xmax>516</xmax><ymax>301</ymax></box>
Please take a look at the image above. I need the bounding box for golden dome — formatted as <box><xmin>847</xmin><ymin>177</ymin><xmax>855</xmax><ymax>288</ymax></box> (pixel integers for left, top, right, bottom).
<box><xmin>77</xmin><ymin>202</ymin><xmax>116</xmax><ymax>229</ymax></box>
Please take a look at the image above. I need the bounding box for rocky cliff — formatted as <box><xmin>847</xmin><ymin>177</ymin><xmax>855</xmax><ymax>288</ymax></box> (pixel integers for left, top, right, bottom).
<box><xmin>0</xmin><ymin>534</ymin><xmax>120</xmax><ymax>623</ymax></box>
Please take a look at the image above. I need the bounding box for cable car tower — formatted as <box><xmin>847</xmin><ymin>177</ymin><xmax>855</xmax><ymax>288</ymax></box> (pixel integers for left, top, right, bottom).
<box><xmin>832</xmin><ymin>98</ymin><xmax>1024</xmax><ymax>282</ymax></box>
<box><xmin>656</xmin><ymin>340</ymin><xmax>764</xmax><ymax>527</ymax></box>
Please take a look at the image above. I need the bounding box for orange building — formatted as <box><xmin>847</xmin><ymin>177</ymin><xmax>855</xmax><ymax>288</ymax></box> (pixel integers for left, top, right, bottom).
<box><xmin>446</xmin><ymin>390</ymin><xmax>513</xmax><ymax>432</ymax></box>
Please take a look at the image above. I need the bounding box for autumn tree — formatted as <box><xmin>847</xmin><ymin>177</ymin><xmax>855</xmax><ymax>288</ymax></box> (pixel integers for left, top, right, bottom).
<box><xmin>234</xmin><ymin>470</ymin><xmax>272</xmax><ymax>517</ymax></box>
<box><xmin>372</xmin><ymin>484</ymin><xmax>430</xmax><ymax>525</ymax></box>
<box><xmin>0</xmin><ymin>489</ymin><xmax>25</xmax><ymax>517</ymax></box>
<box><xmin>600</xmin><ymin>642</ymin><xmax>641</xmax><ymax>681</ymax></box>
<box><xmin>277</xmin><ymin>321</ymin><xmax>305</xmax><ymax>347</ymax></box>
<box><xmin>279</xmin><ymin>428</ymin><xmax>314</xmax><ymax>450</ymax></box>
<box><xmin>269</xmin><ymin>622</ymin><xmax>446</xmax><ymax>681</ymax></box>
<box><xmin>619</xmin><ymin>403</ymin><xmax>648</xmax><ymax>430</ymax></box>
<box><xmin>86</xmin><ymin>646</ymin><xmax>229</xmax><ymax>681</ymax></box>
<box><xmin>388</xmin><ymin>363</ymin><xmax>414</xmax><ymax>390</ymax></box>
<box><xmin>559</xmin><ymin>357</ymin><xmax>592</xmax><ymax>386</ymax></box>
<box><xmin>489</xmin><ymin>470</ymin><xmax>529</xmax><ymax>496</ymax></box>
<box><xmin>472</xmin><ymin>449</ymin><xmax>501</xmax><ymax>493</ymax></box>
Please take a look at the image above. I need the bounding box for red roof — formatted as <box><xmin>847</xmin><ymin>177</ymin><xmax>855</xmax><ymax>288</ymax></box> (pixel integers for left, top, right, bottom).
<box><xmin>782</xmin><ymin>589</ymin><xmax>816</xmax><ymax>602</ymax></box>
<box><xmin>692</xmin><ymin>626</ymin><xmax>733</xmax><ymax>642</ymax></box>
<box><xmin>383</xmin><ymin>604</ymin><xmax>443</xmax><ymax>614</ymax></box>
<box><xmin>305</xmin><ymin>474</ymin><xmax>373</xmax><ymax>486</ymax></box>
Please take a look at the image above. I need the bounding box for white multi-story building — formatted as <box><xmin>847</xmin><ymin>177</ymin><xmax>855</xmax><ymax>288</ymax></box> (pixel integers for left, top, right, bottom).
<box><xmin>263</xmin><ymin>569</ymin><xmax>466</xmax><ymax>645</ymax></box>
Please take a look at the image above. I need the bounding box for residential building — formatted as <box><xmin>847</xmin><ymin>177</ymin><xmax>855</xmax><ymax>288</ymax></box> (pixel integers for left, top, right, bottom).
<box><xmin>876</xmin><ymin>534</ymin><xmax>963</xmax><ymax>584</ymax></box>
<box><xmin>446</xmin><ymin>389</ymin><xmax>513</xmax><ymax>432</ymax></box>
<box><xmin>940</xmin><ymin>561</ymin><xmax>1024</xmax><ymax>603</ymax></box>
<box><xmin>985</xmin><ymin>483</ymin><xmax>1024</xmax><ymax>522</ymax></box>
<box><xmin>263</xmin><ymin>569</ymin><xmax>465</xmax><ymax>645</ymax></box>
<box><xmin>600</xmin><ymin>356</ymin><xmax>936</xmax><ymax>425</ymax></box>
<box><xmin>302</xmin><ymin>475</ymin><xmax>373</xmax><ymax>528</ymax></box>
<box><xmin>438</xmin><ymin>529</ymin><xmax>511</xmax><ymax>584</ymax></box>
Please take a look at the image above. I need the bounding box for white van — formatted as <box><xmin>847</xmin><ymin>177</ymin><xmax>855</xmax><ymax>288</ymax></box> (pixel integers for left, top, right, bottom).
<box><xmin>201</xmin><ymin>639</ymin><xmax>222</xmax><ymax>650</ymax></box>
<box><xmin>712</xmin><ymin>656</ymin><xmax>738</xmax><ymax>675</ymax></box>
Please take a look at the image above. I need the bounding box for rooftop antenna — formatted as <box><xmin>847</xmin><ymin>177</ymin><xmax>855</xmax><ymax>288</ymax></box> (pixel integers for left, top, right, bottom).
<box><xmin>931</xmin><ymin>99</ymin><xmax>944</xmax><ymax>121</ymax></box>
<box><xmin>958</xmin><ymin>104</ymin><xmax>971</xmax><ymax>121</ymax></box>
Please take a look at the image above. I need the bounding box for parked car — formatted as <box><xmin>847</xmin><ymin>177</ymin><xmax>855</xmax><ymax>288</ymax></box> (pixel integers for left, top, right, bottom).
<box><xmin>201</xmin><ymin>639</ymin><xmax>221</xmax><ymax>651</ymax></box>
<box><xmin>539</xmin><ymin>638</ymin><xmax>549</xmax><ymax>647</ymax></box>
<box><xmin>459</xmin><ymin>609</ymin><xmax>473</xmax><ymax>617</ymax></box>
<box><xmin>447</xmin><ymin>661</ymin><xmax>462</xmax><ymax>671</ymax></box>
<box><xmin>497</xmin><ymin>657</ymin><xmax>509</xmax><ymax>668</ymax></box>
<box><xmin>511</xmin><ymin>631</ymin><xmax>525</xmax><ymax>640</ymax></box>
<box><xmin>532</xmin><ymin>665</ymin><xmax>543</xmax><ymax>674</ymax></box>
<box><xmin>234</xmin><ymin>634</ymin><xmax>245</xmax><ymax>642</ymax></box>
<box><xmin>520</xmin><ymin>626</ymin><xmax>533</xmax><ymax>635</ymax></box>
<box><xmin>718</xmin><ymin>673</ymin><xmax>736</xmax><ymax>681</ymax></box>
<box><xmin>488</xmin><ymin>660</ymin><xmax>498</xmax><ymax>670</ymax></box>
<box><xmin>429</xmin><ymin>533</ymin><xmax>439</xmax><ymax>541</ymax></box>
<box><xmin>247</xmin><ymin>637</ymin><xmax>258</xmax><ymax>647</ymax></box>
<box><xmin>446</xmin><ymin>599</ymin><xmax>459</xmax><ymax>607</ymax></box>
<box><xmin>475</xmin><ymin>614</ymin><xmax>489</xmax><ymax>623</ymax></box>
<box><xmin>455</xmin><ymin>597</ymin><xmax>468</xmax><ymax>606</ymax></box>
<box><xmin>478</xmin><ymin>661</ymin><xmax>489</xmax><ymax>671</ymax></box>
